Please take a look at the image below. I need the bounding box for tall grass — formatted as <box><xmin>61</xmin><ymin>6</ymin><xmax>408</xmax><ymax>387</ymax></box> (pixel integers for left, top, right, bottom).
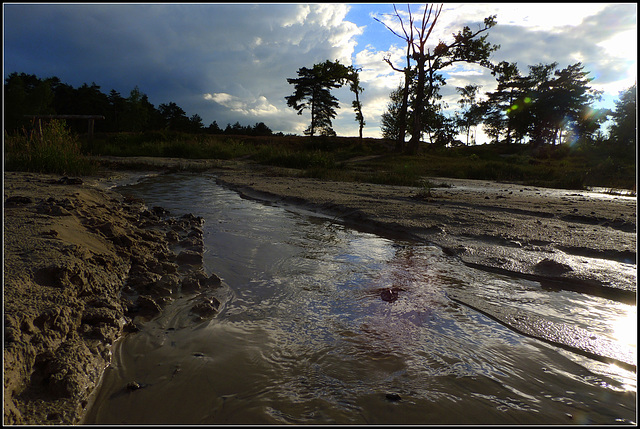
<box><xmin>90</xmin><ymin>132</ymin><xmax>254</xmax><ymax>160</ymax></box>
<box><xmin>4</xmin><ymin>120</ymin><xmax>96</xmax><ymax>175</ymax></box>
<box><xmin>253</xmin><ymin>146</ymin><xmax>336</xmax><ymax>169</ymax></box>
<box><xmin>81</xmin><ymin>130</ymin><xmax>636</xmax><ymax>191</ymax></box>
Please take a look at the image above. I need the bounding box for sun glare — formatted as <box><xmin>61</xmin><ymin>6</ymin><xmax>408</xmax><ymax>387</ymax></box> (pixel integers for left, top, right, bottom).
<box><xmin>611</xmin><ymin>306</ymin><xmax>637</xmax><ymax>348</ymax></box>
<box><xmin>598</xmin><ymin>30</ymin><xmax>637</xmax><ymax>62</ymax></box>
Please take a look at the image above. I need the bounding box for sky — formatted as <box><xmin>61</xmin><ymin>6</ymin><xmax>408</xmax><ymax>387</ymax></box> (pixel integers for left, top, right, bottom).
<box><xmin>2</xmin><ymin>3</ymin><xmax>637</xmax><ymax>142</ymax></box>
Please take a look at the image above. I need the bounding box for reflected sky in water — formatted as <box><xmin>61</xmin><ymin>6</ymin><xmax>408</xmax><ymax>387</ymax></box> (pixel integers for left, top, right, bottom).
<box><xmin>85</xmin><ymin>172</ymin><xmax>636</xmax><ymax>425</ymax></box>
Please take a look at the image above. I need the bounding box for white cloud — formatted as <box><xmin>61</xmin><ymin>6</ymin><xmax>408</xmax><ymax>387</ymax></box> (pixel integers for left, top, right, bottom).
<box><xmin>282</xmin><ymin>4</ymin><xmax>310</xmax><ymax>27</ymax></box>
<box><xmin>204</xmin><ymin>92</ymin><xmax>279</xmax><ymax>117</ymax></box>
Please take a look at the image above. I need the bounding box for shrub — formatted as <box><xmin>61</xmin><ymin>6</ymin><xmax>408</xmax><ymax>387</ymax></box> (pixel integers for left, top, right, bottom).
<box><xmin>4</xmin><ymin>120</ymin><xmax>96</xmax><ymax>175</ymax></box>
<box><xmin>253</xmin><ymin>147</ymin><xmax>336</xmax><ymax>169</ymax></box>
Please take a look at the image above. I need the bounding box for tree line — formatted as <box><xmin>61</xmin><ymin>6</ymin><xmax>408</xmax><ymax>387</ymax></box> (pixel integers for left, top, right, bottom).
<box><xmin>375</xmin><ymin>4</ymin><xmax>635</xmax><ymax>153</ymax></box>
<box><xmin>285</xmin><ymin>4</ymin><xmax>635</xmax><ymax>155</ymax></box>
<box><xmin>3</xmin><ymin>72</ymin><xmax>274</xmax><ymax>136</ymax></box>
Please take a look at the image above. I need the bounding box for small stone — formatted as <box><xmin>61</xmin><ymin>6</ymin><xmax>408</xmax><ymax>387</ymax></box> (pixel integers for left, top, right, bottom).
<box><xmin>385</xmin><ymin>393</ymin><xmax>402</xmax><ymax>401</ymax></box>
<box><xmin>176</xmin><ymin>250</ymin><xmax>203</xmax><ymax>265</ymax></box>
<box><xmin>58</xmin><ymin>177</ymin><xmax>83</xmax><ymax>185</ymax></box>
<box><xmin>191</xmin><ymin>297</ymin><xmax>221</xmax><ymax>318</ymax></box>
<box><xmin>126</xmin><ymin>381</ymin><xmax>144</xmax><ymax>391</ymax></box>
<box><xmin>534</xmin><ymin>258</ymin><xmax>573</xmax><ymax>275</ymax></box>
<box><xmin>5</xmin><ymin>196</ymin><xmax>32</xmax><ymax>205</ymax></box>
<box><xmin>381</xmin><ymin>288</ymin><xmax>398</xmax><ymax>302</ymax></box>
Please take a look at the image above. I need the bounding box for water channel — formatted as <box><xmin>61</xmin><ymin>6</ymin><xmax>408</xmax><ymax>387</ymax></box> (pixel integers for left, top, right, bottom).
<box><xmin>84</xmin><ymin>172</ymin><xmax>636</xmax><ymax>425</ymax></box>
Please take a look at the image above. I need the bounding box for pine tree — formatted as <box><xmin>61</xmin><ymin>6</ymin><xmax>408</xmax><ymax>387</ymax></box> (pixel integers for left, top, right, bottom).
<box><xmin>608</xmin><ymin>83</ymin><xmax>636</xmax><ymax>149</ymax></box>
<box><xmin>286</xmin><ymin>63</ymin><xmax>340</xmax><ymax>137</ymax></box>
<box><xmin>455</xmin><ymin>84</ymin><xmax>483</xmax><ymax>145</ymax></box>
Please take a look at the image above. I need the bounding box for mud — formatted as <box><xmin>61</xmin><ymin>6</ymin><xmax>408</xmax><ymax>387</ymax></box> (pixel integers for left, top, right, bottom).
<box><xmin>3</xmin><ymin>171</ymin><xmax>225</xmax><ymax>425</ymax></box>
<box><xmin>211</xmin><ymin>163</ymin><xmax>636</xmax><ymax>303</ymax></box>
<box><xmin>3</xmin><ymin>157</ymin><xmax>636</xmax><ymax>424</ymax></box>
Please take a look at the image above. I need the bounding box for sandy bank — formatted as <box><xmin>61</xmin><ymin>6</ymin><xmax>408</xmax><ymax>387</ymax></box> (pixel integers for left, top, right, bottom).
<box><xmin>3</xmin><ymin>171</ymin><xmax>224</xmax><ymax>425</ymax></box>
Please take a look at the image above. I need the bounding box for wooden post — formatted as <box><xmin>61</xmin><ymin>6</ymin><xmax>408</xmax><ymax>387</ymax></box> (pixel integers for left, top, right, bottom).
<box><xmin>88</xmin><ymin>118</ymin><xmax>95</xmax><ymax>140</ymax></box>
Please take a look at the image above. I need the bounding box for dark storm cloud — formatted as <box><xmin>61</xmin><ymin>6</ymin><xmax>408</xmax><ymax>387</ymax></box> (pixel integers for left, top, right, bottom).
<box><xmin>3</xmin><ymin>3</ymin><xmax>362</xmax><ymax>132</ymax></box>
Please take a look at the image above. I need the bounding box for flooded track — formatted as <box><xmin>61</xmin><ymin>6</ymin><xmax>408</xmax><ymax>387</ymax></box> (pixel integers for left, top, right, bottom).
<box><xmin>84</xmin><ymin>172</ymin><xmax>636</xmax><ymax>425</ymax></box>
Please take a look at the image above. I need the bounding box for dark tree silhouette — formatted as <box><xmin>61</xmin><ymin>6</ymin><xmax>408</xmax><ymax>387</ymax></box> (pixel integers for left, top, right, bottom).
<box><xmin>377</xmin><ymin>3</ymin><xmax>498</xmax><ymax>153</ymax></box>
<box><xmin>608</xmin><ymin>83</ymin><xmax>636</xmax><ymax>149</ymax></box>
<box><xmin>252</xmin><ymin>122</ymin><xmax>273</xmax><ymax>136</ymax></box>
<box><xmin>483</xmin><ymin>62</ymin><xmax>604</xmax><ymax>146</ymax></box>
<box><xmin>348</xmin><ymin>68</ymin><xmax>366</xmax><ymax>140</ymax></box>
<box><xmin>286</xmin><ymin>61</ymin><xmax>341</xmax><ymax>136</ymax></box>
<box><xmin>286</xmin><ymin>59</ymin><xmax>364</xmax><ymax>137</ymax></box>
<box><xmin>483</xmin><ymin>61</ymin><xmax>525</xmax><ymax>144</ymax></box>
<box><xmin>375</xmin><ymin>4</ymin><xmax>416</xmax><ymax>151</ymax></box>
<box><xmin>158</xmin><ymin>102</ymin><xmax>190</xmax><ymax>131</ymax></box>
<box><xmin>208</xmin><ymin>120</ymin><xmax>223</xmax><ymax>134</ymax></box>
<box><xmin>123</xmin><ymin>86</ymin><xmax>160</xmax><ymax>131</ymax></box>
<box><xmin>455</xmin><ymin>84</ymin><xmax>483</xmax><ymax>145</ymax></box>
<box><xmin>380</xmin><ymin>68</ymin><xmax>448</xmax><ymax>145</ymax></box>
<box><xmin>189</xmin><ymin>114</ymin><xmax>204</xmax><ymax>132</ymax></box>
<box><xmin>4</xmin><ymin>72</ymin><xmax>55</xmax><ymax>131</ymax></box>
<box><xmin>107</xmin><ymin>89</ymin><xmax>126</xmax><ymax>131</ymax></box>
<box><xmin>380</xmin><ymin>86</ymin><xmax>407</xmax><ymax>141</ymax></box>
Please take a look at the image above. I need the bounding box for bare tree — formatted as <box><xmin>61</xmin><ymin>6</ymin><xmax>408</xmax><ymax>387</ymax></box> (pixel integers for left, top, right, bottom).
<box><xmin>405</xmin><ymin>4</ymin><xmax>443</xmax><ymax>154</ymax></box>
<box><xmin>377</xmin><ymin>4</ymin><xmax>498</xmax><ymax>154</ymax></box>
<box><xmin>374</xmin><ymin>4</ymin><xmax>420</xmax><ymax>152</ymax></box>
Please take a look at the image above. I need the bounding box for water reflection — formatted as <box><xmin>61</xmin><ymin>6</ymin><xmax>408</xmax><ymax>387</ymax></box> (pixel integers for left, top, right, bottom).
<box><xmin>612</xmin><ymin>308</ymin><xmax>637</xmax><ymax>347</ymax></box>
<box><xmin>85</xmin><ymin>173</ymin><xmax>636</xmax><ymax>425</ymax></box>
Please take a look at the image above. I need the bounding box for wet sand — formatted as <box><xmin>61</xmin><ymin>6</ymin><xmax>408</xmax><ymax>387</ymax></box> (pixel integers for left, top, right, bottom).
<box><xmin>4</xmin><ymin>170</ymin><xmax>222</xmax><ymax>425</ymax></box>
<box><xmin>212</xmin><ymin>161</ymin><xmax>636</xmax><ymax>301</ymax></box>
<box><xmin>3</xmin><ymin>157</ymin><xmax>636</xmax><ymax>424</ymax></box>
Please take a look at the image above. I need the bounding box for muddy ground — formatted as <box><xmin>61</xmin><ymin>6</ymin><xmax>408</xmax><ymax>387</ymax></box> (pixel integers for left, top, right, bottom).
<box><xmin>4</xmin><ymin>170</ymin><xmax>224</xmax><ymax>425</ymax></box>
<box><xmin>3</xmin><ymin>157</ymin><xmax>637</xmax><ymax>424</ymax></box>
<box><xmin>211</xmin><ymin>161</ymin><xmax>636</xmax><ymax>299</ymax></box>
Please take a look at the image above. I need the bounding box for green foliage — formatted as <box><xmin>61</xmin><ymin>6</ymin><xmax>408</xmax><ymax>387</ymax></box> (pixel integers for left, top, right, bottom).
<box><xmin>30</xmin><ymin>122</ymin><xmax>633</xmax><ymax>192</ymax></box>
<box><xmin>483</xmin><ymin>61</ymin><xmax>605</xmax><ymax>146</ymax></box>
<box><xmin>4</xmin><ymin>120</ymin><xmax>96</xmax><ymax>175</ymax></box>
<box><xmin>608</xmin><ymin>83</ymin><xmax>636</xmax><ymax>149</ymax></box>
<box><xmin>89</xmin><ymin>132</ymin><xmax>253</xmax><ymax>160</ymax></box>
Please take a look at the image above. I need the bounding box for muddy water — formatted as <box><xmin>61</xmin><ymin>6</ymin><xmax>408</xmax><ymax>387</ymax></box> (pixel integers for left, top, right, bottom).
<box><xmin>84</xmin><ymin>173</ymin><xmax>636</xmax><ymax>425</ymax></box>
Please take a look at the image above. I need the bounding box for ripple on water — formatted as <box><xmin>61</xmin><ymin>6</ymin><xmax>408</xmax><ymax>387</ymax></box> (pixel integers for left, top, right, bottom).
<box><xmin>85</xmin><ymin>173</ymin><xmax>636</xmax><ymax>425</ymax></box>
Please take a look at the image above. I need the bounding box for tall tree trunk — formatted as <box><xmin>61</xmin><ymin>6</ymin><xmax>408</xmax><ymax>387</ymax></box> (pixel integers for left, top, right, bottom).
<box><xmin>354</xmin><ymin>87</ymin><xmax>364</xmax><ymax>141</ymax></box>
<box><xmin>395</xmin><ymin>44</ymin><xmax>412</xmax><ymax>152</ymax></box>
<box><xmin>406</xmin><ymin>57</ymin><xmax>426</xmax><ymax>154</ymax></box>
<box><xmin>310</xmin><ymin>90</ymin><xmax>316</xmax><ymax>137</ymax></box>
<box><xmin>466</xmin><ymin>120</ymin><xmax>470</xmax><ymax>145</ymax></box>
<box><xmin>396</xmin><ymin>74</ymin><xmax>410</xmax><ymax>151</ymax></box>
